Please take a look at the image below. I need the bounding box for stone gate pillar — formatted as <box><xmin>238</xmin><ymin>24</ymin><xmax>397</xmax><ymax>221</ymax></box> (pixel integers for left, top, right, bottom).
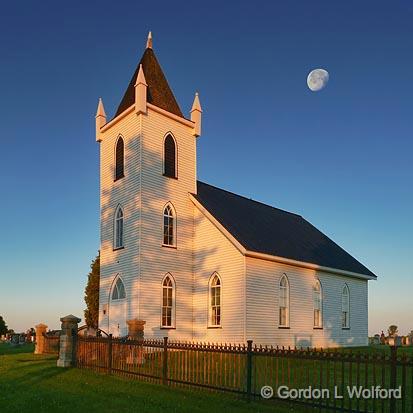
<box><xmin>34</xmin><ymin>323</ymin><xmax>48</xmax><ymax>354</ymax></box>
<box><xmin>57</xmin><ymin>315</ymin><xmax>81</xmax><ymax>368</ymax></box>
<box><xmin>127</xmin><ymin>319</ymin><xmax>145</xmax><ymax>341</ymax></box>
<box><xmin>126</xmin><ymin>319</ymin><xmax>145</xmax><ymax>365</ymax></box>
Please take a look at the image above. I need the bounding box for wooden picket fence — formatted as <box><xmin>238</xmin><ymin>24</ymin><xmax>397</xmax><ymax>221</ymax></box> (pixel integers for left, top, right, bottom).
<box><xmin>42</xmin><ymin>333</ymin><xmax>60</xmax><ymax>354</ymax></box>
<box><xmin>76</xmin><ymin>336</ymin><xmax>413</xmax><ymax>413</ymax></box>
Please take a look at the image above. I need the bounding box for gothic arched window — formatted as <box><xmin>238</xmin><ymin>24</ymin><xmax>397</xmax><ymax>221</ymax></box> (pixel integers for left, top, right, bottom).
<box><xmin>114</xmin><ymin>206</ymin><xmax>124</xmax><ymax>249</ymax></box>
<box><xmin>163</xmin><ymin>134</ymin><xmax>177</xmax><ymax>178</ymax></box>
<box><xmin>313</xmin><ymin>279</ymin><xmax>322</xmax><ymax>328</ymax></box>
<box><xmin>279</xmin><ymin>274</ymin><xmax>289</xmax><ymax>327</ymax></box>
<box><xmin>161</xmin><ymin>274</ymin><xmax>175</xmax><ymax>328</ymax></box>
<box><xmin>209</xmin><ymin>273</ymin><xmax>221</xmax><ymax>327</ymax></box>
<box><xmin>342</xmin><ymin>284</ymin><xmax>350</xmax><ymax>329</ymax></box>
<box><xmin>115</xmin><ymin>137</ymin><xmax>124</xmax><ymax>180</ymax></box>
<box><xmin>163</xmin><ymin>204</ymin><xmax>176</xmax><ymax>246</ymax></box>
<box><xmin>112</xmin><ymin>277</ymin><xmax>126</xmax><ymax>300</ymax></box>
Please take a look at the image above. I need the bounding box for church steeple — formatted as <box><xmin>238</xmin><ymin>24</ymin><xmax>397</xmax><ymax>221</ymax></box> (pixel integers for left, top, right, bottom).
<box><xmin>115</xmin><ymin>33</ymin><xmax>183</xmax><ymax>118</ymax></box>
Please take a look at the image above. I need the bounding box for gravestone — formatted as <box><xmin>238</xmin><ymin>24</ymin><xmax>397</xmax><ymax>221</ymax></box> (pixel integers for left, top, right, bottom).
<box><xmin>11</xmin><ymin>334</ymin><xmax>20</xmax><ymax>346</ymax></box>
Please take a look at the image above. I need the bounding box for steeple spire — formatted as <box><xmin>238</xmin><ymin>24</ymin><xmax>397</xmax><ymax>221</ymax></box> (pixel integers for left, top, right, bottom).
<box><xmin>190</xmin><ymin>92</ymin><xmax>202</xmax><ymax>137</ymax></box>
<box><xmin>146</xmin><ymin>31</ymin><xmax>153</xmax><ymax>49</ymax></box>
<box><xmin>95</xmin><ymin>97</ymin><xmax>107</xmax><ymax>142</ymax></box>
<box><xmin>115</xmin><ymin>32</ymin><xmax>183</xmax><ymax>118</ymax></box>
<box><xmin>135</xmin><ymin>64</ymin><xmax>148</xmax><ymax>114</ymax></box>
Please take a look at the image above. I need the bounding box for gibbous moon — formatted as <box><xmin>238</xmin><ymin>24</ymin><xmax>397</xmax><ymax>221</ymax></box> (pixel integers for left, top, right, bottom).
<box><xmin>307</xmin><ymin>69</ymin><xmax>329</xmax><ymax>92</ymax></box>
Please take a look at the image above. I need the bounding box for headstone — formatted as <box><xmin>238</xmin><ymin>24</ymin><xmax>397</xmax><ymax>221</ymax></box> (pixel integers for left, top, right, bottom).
<box><xmin>34</xmin><ymin>324</ymin><xmax>48</xmax><ymax>354</ymax></box>
<box><xmin>57</xmin><ymin>315</ymin><xmax>81</xmax><ymax>368</ymax></box>
<box><xmin>11</xmin><ymin>334</ymin><xmax>20</xmax><ymax>346</ymax></box>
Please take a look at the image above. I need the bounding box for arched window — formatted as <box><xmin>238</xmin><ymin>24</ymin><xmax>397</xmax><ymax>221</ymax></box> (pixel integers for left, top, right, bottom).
<box><xmin>163</xmin><ymin>204</ymin><xmax>175</xmax><ymax>246</ymax></box>
<box><xmin>342</xmin><ymin>284</ymin><xmax>350</xmax><ymax>328</ymax></box>
<box><xmin>279</xmin><ymin>274</ymin><xmax>289</xmax><ymax>327</ymax></box>
<box><xmin>313</xmin><ymin>279</ymin><xmax>322</xmax><ymax>328</ymax></box>
<box><xmin>112</xmin><ymin>277</ymin><xmax>126</xmax><ymax>300</ymax></box>
<box><xmin>209</xmin><ymin>273</ymin><xmax>221</xmax><ymax>327</ymax></box>
<box><xmin>114</xmin><ymin>206</ymin><xmax>124</xmax><ymax>249</ymax></box>
<box><xmin>161</xmin><ymin>274</ymin><xmax>175</xmax><ymax>328</ymax></box>
<box><xmin>115</xmin><ymin>137</ymin><xmax>124</xmax><ymax>180</ymax></box>
<box><xmin>163</xmin><ymin>134</ymin><xmax>176</xmax><ymax>178</ymax></box>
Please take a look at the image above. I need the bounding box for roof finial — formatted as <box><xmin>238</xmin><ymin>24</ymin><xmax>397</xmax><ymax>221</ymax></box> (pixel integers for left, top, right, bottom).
<box><xmin>190</xmin><ymin>91</ymin><xmax>202</xmax><ymax>137</ymax></box>
<box><xmin>95</xmin><ymin>97</ymin><xmax>107</xmax><ymax>142</ymax></box>
<box><xmin>146</xmin><ymin>31</ymin><xmax>153</xmax><ymax>49</ymax></box>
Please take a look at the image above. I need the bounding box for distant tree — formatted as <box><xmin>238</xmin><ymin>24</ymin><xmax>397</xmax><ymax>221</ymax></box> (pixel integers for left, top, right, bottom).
<box><xmin>387</xmin><ymin>325</ymin><xmax>398</xmax><ymax>337</ymax></box>
<box><xmin>84</xmin><ymin>252</ymin><xmax>100</xmax><ymax>328</ymax></box>
<box><xmin>0</xmin><ymin>316</ymin><xmax>8</xmax><ymax>335</ymax></box>
<box><xmin>409</xmin><ymin>331</ymin><xmax>413</xmax><ymax>339</ymax></box>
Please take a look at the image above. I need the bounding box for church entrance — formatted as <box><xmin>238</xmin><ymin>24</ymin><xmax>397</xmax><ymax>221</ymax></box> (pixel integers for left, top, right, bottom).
<box><xmin>108</xmin><ymin>277</ymin><xmax>127</xmax><ymax>337</ymax></box>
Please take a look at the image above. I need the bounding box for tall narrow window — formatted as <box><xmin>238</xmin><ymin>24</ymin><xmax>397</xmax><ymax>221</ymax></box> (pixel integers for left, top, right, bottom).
<box><xmin>313</xmin><ymin>279</ymin><xmax>322</xmax><ymax>328</ymax></box>
<box><xmin>279</xmin><ymin>275</ymin><xmax>289</xmax><ymax>327</ymax></box>
<box><xmin>164</xmin><ymin>134</ymin><xmax>176</xmax><ymax>178</ymax></box>
<box><xmin>115</xmin><ymin>137</ymin><xmax>124</xmax><ymax>180</ymax></box>
<box><xmin>342</xmin><ymin>285</ymin><xmax>350</xmax><ymax>328</ymax></box>
<box><xmin>161</xmin><ymin>274</ymin><xmax>175</xmax><ymax>328</ymax></box>
<box><xmin>114</xmin><ymin>206</ymin><xmax>124</xmax><ymax>249</ymax></box>
<box><xmin>209</xmin><ymin>274</ymin><xmax>221</xmax><ymax>327</ymax></box>
<box><xmin>112</xmin><ymin>277</ymin><xmax>126</xmax><ymax>300</ymax></box>
<box><xmin>163</xmin><ymin>204</ymin><xmax>175</xmax><ymax>246</ymax></box>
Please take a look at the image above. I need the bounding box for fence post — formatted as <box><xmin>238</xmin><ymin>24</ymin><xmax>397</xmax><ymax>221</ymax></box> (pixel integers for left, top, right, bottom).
<box><xmin>390</xmin><ymin>345</ymin><xmax>398</xmax><ymax>413</ymax></box>
<box><xmin>246</xmin><ymin>340</ymin><xmax>253</xmax><ymax>401</ymax></box>
<box><xmin>57</xmin><ymin>315</ymin><xmax>81</xmax><ymax>368</ymax></box>
<box><xmin>163</xmin><ymin>336</ymin><xmax>168</xmax><ymax>385</ymax></box>
<box><xmin>34</xmin><ymin>324</ymin><xmax>48</xmax><ymax>354</ymax></box>
<box><xmin>108</xmin><ymin>334</ymin><xmax>113</xmax><ymax>375</ymax></box>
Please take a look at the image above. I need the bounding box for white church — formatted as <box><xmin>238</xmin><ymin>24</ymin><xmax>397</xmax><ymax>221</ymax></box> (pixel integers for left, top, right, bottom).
<box><xmin>97</xmin><ymin>33</ymin><xmax>376</xmax><ymax>347</ymax></box>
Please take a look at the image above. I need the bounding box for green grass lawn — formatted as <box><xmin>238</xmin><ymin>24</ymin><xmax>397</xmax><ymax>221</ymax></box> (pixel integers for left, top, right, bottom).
<box><xmin>0</xmin><ymin>343</ymin><xmax>314</xmax><ymax>413</ymax></box>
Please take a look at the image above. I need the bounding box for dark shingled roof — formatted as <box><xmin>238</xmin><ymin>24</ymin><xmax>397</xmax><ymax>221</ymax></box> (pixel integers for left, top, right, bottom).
<box><xmin>195</xmin><ymin>181</ymin><xmax>376</xmax><ymax>278</ymax></box>
<box><xmin>115</xmin><ymin>48</ymin><xmax>183</xmax><ymax>118</ymax></box>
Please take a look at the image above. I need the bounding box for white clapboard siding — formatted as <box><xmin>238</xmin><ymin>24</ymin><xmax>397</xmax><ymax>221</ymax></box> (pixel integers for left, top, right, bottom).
<box><xmin>246</xmin><ymin>257</ymin><xmax>368</xmax><ymax>347</ymax></box>
<box><xmin>98</xmin><ymin>111</ymin><xmax>142</xmax><ymax>334</ymax></box>
<box><xmin>137</xmin><ymin>108</ymin><xmax>196</xmax><ymax>340</ymax></box>
<box><xmin>96</xmin><ymin>101</ymin><xmax>370</xmax><ymax>347</ymax></box>
<box><xmin>193</xmin><ymin>207</ymin><xmax>246</xmax><ymax>343</ymax></box>
<box><xmin>97</xmin><ymin>103</ymin><xmax>198</xmax><ymax>339</ymax></box>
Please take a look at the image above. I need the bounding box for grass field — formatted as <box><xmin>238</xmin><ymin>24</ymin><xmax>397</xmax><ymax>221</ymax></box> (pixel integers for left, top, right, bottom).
<box><xmin>2</xmin><ymin>342</ymin><xmax>411</xmax><ymax>412</ymax></box>
<box><xmin>0</xmin><ymin>342</ymin><xmax>313</xmax><ymax>413</ymax></box>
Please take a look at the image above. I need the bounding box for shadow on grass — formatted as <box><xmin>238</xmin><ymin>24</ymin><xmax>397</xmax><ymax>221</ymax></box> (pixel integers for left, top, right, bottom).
<box><xmin>17</xmin><ymin>365</ymin><xmax>66</xmax><ymax>385</ymax></box>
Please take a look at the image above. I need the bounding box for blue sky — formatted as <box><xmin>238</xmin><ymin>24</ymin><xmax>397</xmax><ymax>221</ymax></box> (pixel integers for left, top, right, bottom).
<box><xmin>1</xmin><ymin>1</ymin><xmax>412</xmax><ymax>334</ymax></box>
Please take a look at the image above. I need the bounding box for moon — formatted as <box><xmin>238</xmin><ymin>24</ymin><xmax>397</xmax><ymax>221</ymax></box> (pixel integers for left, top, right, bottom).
<box><xmin>307</xmin><ymin>69</ymin><xmax>329</xmax><ymax>92</ymax></box>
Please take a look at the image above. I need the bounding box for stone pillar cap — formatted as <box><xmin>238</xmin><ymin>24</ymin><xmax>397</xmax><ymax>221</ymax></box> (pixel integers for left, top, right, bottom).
<box><xmin>60</xmin><ymin>315</ymin><xmax>81</xmax><ymax>323</ymax></box>
<box><xmin>127</xmin><ymin>319</ymin><xmax>146</xmax><ymax>325</ymax></box>
<box><xmin>35</xmin><ymin>323</ymin><xmax>48</xmax><ymax>329</ymax></box>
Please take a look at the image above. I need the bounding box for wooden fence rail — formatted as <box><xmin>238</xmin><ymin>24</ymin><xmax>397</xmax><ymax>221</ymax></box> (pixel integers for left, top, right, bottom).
<box><xmin>42</xmin><ymin>333</ymin><xmax>60</xmax><ymax>355</ymax></box>
<box><xmin>76</xmin><ymin>336</ymin><xmax>413</xmax><ymax>413</ymax></box>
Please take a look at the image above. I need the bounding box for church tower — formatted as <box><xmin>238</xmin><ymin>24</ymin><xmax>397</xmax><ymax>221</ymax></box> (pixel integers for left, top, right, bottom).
<box><xmin>96</xmin><ymin>33</ymin><xmax>201</xmax><ymax>338</ymax></box>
